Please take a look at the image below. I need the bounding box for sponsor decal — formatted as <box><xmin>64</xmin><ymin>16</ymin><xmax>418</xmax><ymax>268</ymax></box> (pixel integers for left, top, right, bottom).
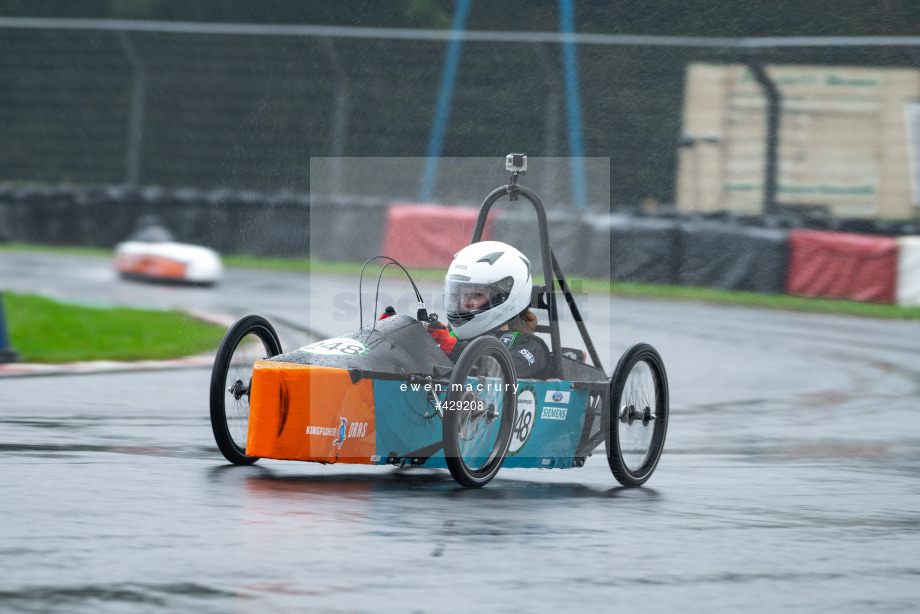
<box><xmin>542</xmin><ymin>458</ymin><xmax>551</xmax><ymax>466</ymax></box>
<box><xmin>305</xmin><ymin>425</ymin><xmax>340</xmax><ymax>437</ymax></box>
<box><xmin>499</xmin><ymin>332</ymin><xmax>519</xmax><ymax>348</ymax></box>
<box><xmin>370</xmin><ymin>455</ymin><xmax>381</xmax><ymax>462</ymax></box>
<box><xmin>348</xmin><ymin>421</ymin><xmax>368</xmax><ymax>438</ymax></box>
<box><xmin>509</xmin><ymin>385</ymin><xmax>536</xmax><ymax>456</ymax></box>
<box><xmin>332</xmin><ymin>417</ymin><xmax>347</xmax><ymax>449</ymax></box>
<box><xmin>541</xmin><ymin>406</ymin><xmax>568</xmax><ymax>421</ymax></box>
<box><xmin>545</xmin><ymin>390</ymin><xmax>570</xmax><ymax>404</ymax></box>
<box><xmin>518</xmin><ymin>348</ymin><xmax>535</xmax><ymax>365</ymax></box>
<box><xmin>306</xmin><ymin>417</ymin><xmax>369</xmax><ymax>450</ymax></box>
<box><xmin>299</xmin><ymin>337</ymin><xmax>368</xmax><ymax>356</ymax></box>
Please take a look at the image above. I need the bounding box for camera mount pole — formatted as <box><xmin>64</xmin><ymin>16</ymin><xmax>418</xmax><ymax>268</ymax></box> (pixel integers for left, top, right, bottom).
<box><xmin>507</xmin><ymin>170</ymin><xmax>522</xmax><ymax>201</ymax></box>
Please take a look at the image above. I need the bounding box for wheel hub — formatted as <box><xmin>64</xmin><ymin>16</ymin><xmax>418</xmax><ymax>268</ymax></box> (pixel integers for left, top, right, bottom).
<box><xmin>228</xmin><ymin>379</ymin><xmax>250</xmax><ymax>401</ymax></box>
<box><xmin>620</xmin><ymin>404</ymin><xmax>654</xmax><ymax>426</ymax></box>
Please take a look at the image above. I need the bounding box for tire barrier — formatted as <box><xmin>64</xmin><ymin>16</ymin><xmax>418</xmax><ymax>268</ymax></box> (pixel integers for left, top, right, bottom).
<box><xmin>1</xmin><ymin>184</ymin><xmax>919</xmax><ymax>308</ymax></box>
<box><xmin>0</xmin><ymin>203</ymin><xmax>10</xmax><ymax>242</ymax></box>
<box><xmin>678</xmin><ymin>221</ymin><xmax>788</xmax><ymax>293</ymax></box>
<box><xmin>0</xmin><ymin>185</ymin><xmax>311</xmax><ymax>256</ymax></box>
<box><xmin>309</xmin><ymin>198</ymin><xmax>389</xmax><ymax>263</ymax></box>
<box><xmin>786</xmin><ymin>229</ymin><xmax>898</xmax><ymax>303</ymax></box>
<box><xmin>608</xmin><ymin>217</ymin><xmax>681</xmax><ymax>284</ymax></box>
<box><xmin>491</xmin><ymin>210</ymin><xmax>679</xmax><ymax>283</ymax></box>
<box><xmin>490</xmin><ymin>209</ymin><xmax>589</xmax><ymax>278</ymax></box>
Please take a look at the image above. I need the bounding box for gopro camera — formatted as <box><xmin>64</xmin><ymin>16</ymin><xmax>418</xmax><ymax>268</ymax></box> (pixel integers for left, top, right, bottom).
<box><xmin>505</xmin><ymin>153</ymin><xmax>527</xmax><ymax>173</ymax></box>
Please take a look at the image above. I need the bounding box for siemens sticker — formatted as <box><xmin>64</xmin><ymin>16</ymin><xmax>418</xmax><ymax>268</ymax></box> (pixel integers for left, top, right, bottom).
<box><xmin>541</xmin><ymin>406</ymin><xmax>568</xmax><ymax>421</ymax></box>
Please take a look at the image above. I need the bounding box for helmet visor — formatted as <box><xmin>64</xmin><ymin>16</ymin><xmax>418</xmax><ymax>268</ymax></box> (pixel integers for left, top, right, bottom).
<box><xmin>444</xmin><ymin>275</ymin><xmax>514</xmax><ymax>325</ymax></box>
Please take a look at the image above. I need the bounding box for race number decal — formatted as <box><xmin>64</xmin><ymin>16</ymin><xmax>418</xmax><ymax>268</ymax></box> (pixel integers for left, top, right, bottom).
<box><xmin>509</xmin><ymin>385</ymin><xmax>536</xmax><ymax>456</ymax></box>
<box><xmin>299</xmin><ymin>337</ymin><xmax>368</xmax><ymax>356</ymax></box>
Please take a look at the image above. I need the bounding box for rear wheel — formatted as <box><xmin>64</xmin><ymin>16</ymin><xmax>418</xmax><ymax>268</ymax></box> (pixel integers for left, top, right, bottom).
<box><xmin>606</xmin><ymin>343</ymin><xmax>669</xmax><ymax>487</ymax></box>
<box><xmin>442</xmin><ymin>337</ymin><xmax>516</xmax><ymax>488</ymax></box>
<box><xmin>209</xmin><ymin>315</ymin><xmax>282</xmax><ymax>465</ymax></box>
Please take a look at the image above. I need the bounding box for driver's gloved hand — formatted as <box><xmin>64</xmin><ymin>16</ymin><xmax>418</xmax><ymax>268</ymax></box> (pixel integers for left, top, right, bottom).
<box><xmin>426</xmin><ymin>320</ymin><xmax>457</xmax><ymax>354</ymax></box>
<box><xmin>378</xmin><ymin>306</ymin><xmax>396</xmax><ymax>321</ymax></box>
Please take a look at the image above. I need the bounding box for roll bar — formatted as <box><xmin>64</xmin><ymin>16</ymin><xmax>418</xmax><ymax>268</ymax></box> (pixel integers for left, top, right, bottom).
<box><xmin>470</xmin><ymin>171</ymin><xmax>605</xmax><ymax>377</ymax></box>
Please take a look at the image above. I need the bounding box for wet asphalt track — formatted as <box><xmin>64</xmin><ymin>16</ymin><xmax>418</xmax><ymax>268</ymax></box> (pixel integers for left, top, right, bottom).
<box><xmin>2</xmin><ymin>251</ymin><xmax>920</xmax><ymax>613</ymax></box>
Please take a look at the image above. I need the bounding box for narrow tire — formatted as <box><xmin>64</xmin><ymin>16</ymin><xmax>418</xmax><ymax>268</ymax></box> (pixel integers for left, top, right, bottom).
<box><xmin>605</xmin><ymin>343</ymin><xmax>669</xmax><ymax>487</ymax></box>
<box><xmin>209</xmin><ymin>314</ymin><xmax>282</xmax><ymax>465</ymax></box>
<box><xmin>442</xmin><ymin>336</ymin><xmax>517</xmax><ymax>488</ymax></box>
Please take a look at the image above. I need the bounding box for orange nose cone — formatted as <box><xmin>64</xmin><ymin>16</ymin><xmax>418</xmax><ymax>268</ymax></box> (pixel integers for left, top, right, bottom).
<box><xmin>246</xmin><ymin>362</ymin><xmax>377</xmax><ymax>464</ymax></box>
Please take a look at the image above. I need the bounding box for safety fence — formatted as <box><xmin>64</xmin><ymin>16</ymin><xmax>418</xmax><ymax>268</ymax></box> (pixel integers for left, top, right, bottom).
<box><xmin>5</xmin><ymin>18</ymin><xmax>920</xmax><ymax>218</ymax></box>
<box><xmin>1</xmin><ymin>185</ymin><xmax>919</xmax><ymax>307</ymax></box>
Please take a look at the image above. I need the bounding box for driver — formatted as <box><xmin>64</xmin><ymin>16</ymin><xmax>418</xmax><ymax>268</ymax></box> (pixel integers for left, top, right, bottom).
<box><xmin>429</xmin><ymin>240</ymin><xmax>550</xmax><ymax>379</ymax></box>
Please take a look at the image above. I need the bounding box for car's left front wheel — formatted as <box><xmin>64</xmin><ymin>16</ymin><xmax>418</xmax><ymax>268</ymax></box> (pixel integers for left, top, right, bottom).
<box><xmin>209</xmin><ymin>314</ymin><xmax>282</xmax><ymax>465</ymax></box>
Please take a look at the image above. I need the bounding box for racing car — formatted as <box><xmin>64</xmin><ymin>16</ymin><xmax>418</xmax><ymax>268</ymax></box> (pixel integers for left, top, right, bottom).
<box><xmin>114</xmin><ymin>215</ymin><xmax>223</xmax><ymax>285</ymax></box>
<box><xmin>209</xmin><ymin>156</ymin><xmax>669</xmax><ymax>488</ymax></box>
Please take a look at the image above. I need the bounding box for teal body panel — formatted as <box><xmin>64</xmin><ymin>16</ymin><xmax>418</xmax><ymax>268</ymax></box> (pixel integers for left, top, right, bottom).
<box><xmin>503</xmin><ymin>383</ymin><xmax>589</xmax><ymax>469</ymax></box>
<box><xmin>372</xmin><ymin>379</ymin><xmax>448</xmax><ymax>468</ymax></box>
<box><xmin>371</xmin><ymin>380</ymin><xmax>589</xmax><ymax>469</ymax></box>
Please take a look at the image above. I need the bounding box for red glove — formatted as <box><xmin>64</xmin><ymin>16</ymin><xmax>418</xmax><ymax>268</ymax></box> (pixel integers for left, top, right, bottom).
<box><xmin>427</xmin><ymin>321</ymin><xmax>457</xmax><ymax>354</ymax></box>
<box><xmin>378</xmin><ymin>306</ymin><xmax>396</xmax><ymax>321</ymax></box>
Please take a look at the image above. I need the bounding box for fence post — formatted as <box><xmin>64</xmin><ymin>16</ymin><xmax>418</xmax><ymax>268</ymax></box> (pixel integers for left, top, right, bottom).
<box><xmin>746</xmin><ymin>58</ymin><xmax>781</xmax><ymax>216</ymax></box>
<box><xmin>558</xmin><ymin>0</ymin><xmax>587</xmax><ymax>210</ymax></box>
<box><xmin>116</xmin><ymin>30</ymin><xmax>147</xmax><ymax>186</ymax></box>
<box><xmin>318</xmin><ymin>38</ymin><xmax>349</xmax><ymax>197</ymax></box>
<box><xmin>0</xmin><ymin>292</ymin><xmax>20</xmax><ymax>363</ymax></box>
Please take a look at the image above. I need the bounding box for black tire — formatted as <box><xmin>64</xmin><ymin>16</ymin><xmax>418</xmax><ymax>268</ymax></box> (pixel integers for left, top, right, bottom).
<box><xmin>442</xmin><ymin>336</ymin><xmax>517</xmax><ymax>488</ymax></box>
<box><xmin>209</xmin><ymin>315</ymin><xmax>282</xmax><ymax>465</ymax></box>
<box><xmin>605</xmin><ymin>343</ymin><xmax>669</xmax><ymax>487</ymax></box>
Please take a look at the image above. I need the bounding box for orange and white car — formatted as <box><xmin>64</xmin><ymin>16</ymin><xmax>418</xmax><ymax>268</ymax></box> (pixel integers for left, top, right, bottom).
<box><xmin>114</xmin><ymin>240</ymin><xmax>223</xmax><ymax>285</ymax></box>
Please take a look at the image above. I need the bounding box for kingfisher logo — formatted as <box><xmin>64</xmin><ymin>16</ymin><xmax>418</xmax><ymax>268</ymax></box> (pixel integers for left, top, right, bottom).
<box><xmin>332</xmin><ymin>417</ymin><xmax>348</xmax><ymax>449</ymax></box>
<box><xmin>307</xmin><ymin>417</ymin><xmax>368</xmax><ymax>447</ymax></box>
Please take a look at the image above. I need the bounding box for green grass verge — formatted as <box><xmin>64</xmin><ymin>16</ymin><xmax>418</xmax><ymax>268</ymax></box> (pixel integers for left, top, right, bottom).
<box><xmin>591</xmin><ymin>280</ymin><xmax>920</xmax><ymax>320</ymax></box>
<box><xmin>2</xmin><ymin>292</ymin><xmax>226</xmax><ymax>363</ymax></box>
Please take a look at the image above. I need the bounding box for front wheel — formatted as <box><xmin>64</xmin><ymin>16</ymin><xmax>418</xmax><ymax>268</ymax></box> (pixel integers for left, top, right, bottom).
<box><xmin>606</xmin><ymin>343</ymin><xmax>669</xmax><ymax>487</ymax></box>
<box><xmin>209</xmin><ymin>315</ymin><xmax>282</xmax><ymax>465</ymax></box>
<box><xmin>442</xmin><ymin>336</ymin><xmax>517</xmax><ymax>488</ymax></box>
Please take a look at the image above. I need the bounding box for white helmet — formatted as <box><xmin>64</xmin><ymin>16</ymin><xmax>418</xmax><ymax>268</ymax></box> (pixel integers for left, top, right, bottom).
<box><xmin>444</xmin><ymin>241</ymin><xmax>532</xmax><ymax>339</ymax></box>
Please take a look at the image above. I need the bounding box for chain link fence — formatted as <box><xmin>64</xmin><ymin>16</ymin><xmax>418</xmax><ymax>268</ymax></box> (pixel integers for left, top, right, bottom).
<box><xmin>3</xmin><ymin>19</ymin><xmax>920</xmax><ymax>215</ymax></box>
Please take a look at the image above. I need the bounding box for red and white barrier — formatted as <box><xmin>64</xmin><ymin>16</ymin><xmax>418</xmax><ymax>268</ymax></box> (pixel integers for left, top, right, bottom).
<box><xmin>897</xmin><ymin>236</ymin><xmax>920</xmax><ymax>307</ymax></box>
<box><xmin>380</xmin><ymin>203</ymin><xmax>495</xmax><ymax>269</ymax></box>
<box><xmin>786</xmin><ymin>230</ymin><xmax>898</xmax><ymax>304</ymax></box>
